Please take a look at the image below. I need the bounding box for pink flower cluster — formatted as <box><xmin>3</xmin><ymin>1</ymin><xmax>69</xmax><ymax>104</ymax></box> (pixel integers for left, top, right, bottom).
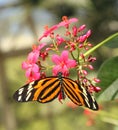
<box><xmin>22</xmin><ymin>43</ymin><xmax>46</xmax><ymax>82</ymax></box>
<box><xmin>22</xmin><ymin>16</ymin><xmax>101</xmax><ymax>94</ymax></box>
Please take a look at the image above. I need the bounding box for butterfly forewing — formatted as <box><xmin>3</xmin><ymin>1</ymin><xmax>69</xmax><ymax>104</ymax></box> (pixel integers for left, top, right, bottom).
<box><xmin>13</xmin><ymin>80</ymin><xmax>38</xmax><ymax>102</ymax></box>
<box><xmin>13</xmin><ymin>77</ymin><xmax>61</xmax><ymax>103</ymax></box>
<box><xmin>35</xmin><ymin>78</ymin><xmax>61</xmax><ymax>103</ymax></box>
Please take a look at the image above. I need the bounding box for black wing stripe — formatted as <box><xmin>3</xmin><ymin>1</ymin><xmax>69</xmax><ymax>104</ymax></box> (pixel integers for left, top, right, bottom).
<box><xmin>88</xmin><ymin>95</ymin><xmax>99</xmax><ymax>110</ymax></box>
<box><xmin>41</xmin><ymin>77</ymin><xmax>57</xmax><ymax>85</ymax></box>
<box><xmin>34</xmin><ymin>78</ymin><xmax>61</xmax><ymax>103</ymax></box>
<box><xmin>62</xmin><ymin>79</ymin><xmax>83</xmax><ymax>105</ymax></box>
<box><xmin>38</xmin><ymin>78</ymin><xmax>59</xmax><ymax>98</ymax></box>
<box><xmin>38</xmin><ymin>85</ymin><xmax>61</xmax><ymax>103</ymax></box>
<box><xmin>64</xmin><ymin>79</ymin><xmax>84</xmax><ymax>102</ymax></box>
<box><xmin>63</xmin><ymin>81</ymin><xmax>80</xmax><ymax>102</ymax></box>
<box><xmin>32</xmin><ymin>78</ymin><xmax>58</xmax><ymax>100</ymax></box>
<box><xmin>64</xmin><ymin>87</ymin><xmax>81</xmax><ymax>105</ymax></box>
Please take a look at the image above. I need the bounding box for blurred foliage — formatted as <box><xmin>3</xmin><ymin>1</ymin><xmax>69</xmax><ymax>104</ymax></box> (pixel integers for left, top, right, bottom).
<box><xmin>21</xmin><ymin>0</ymin><xmax>43</xmax><ymax>6</ymax></box>
<box><xmin>97</xmin><ymin>56</ymin><xmax>118</xmax><ymax>99</ymax></box>
<box><xmin>46</xmin><ymin>2</ymin><xmax>76</xmax><ymax>20</ymax></box>
<box><xmin>0</xmin><ymin>0</ymin><xmax>118</xmax><ymax>130</ymax></box>
<box><xmin>105</xmin><ymin>34</ymin><xmax>118</xmax><ymax>48</ymax></box>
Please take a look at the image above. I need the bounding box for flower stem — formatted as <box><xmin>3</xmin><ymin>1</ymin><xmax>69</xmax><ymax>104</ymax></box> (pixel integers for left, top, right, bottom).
<box><xmin>82</xmin><ymin>32</ymin><xmax>118</xmax><ymax>58</ymax></box>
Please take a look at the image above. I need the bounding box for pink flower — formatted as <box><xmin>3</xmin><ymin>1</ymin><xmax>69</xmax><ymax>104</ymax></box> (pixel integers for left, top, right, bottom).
<box><xmin>22</xmin><ymin>43</ymin><xmax>46</xmax><ymax>82</ymax></box>
<box><xmin>27</xmin><ymin>51</ymin><xmax>39</xmax><ymax>63</ymax></box>
<box><xmin>38</xmin><ymin>25</ymin><xmax>58</xmax><ymax>41</ymax></box>
<box><xmin>22</xmin><ymin>61</ymin><xmax>40</xmax><ymax>82</ymax></box>
<box><xmin>56</xmin><ymin>35</ymin><xmax>65</xmax><ymax>45</ymax></box>
<box><xmin>58</xmin><ymin>16</ymin><xmax>78</xmax><ymax>28</ymax></box>
<box><xmin>35</xmin><ymin>43</ymin><xmax>46</xmax><ymax>51</ymax></box>
<box><xmin>28</xmin><ymin>43</ymin><xmax>46</xmax><ymax>62</ymax></box>
<box><xmin>52</xmin><ymin>50</ymin><xmax>77</xmax><ymax>76</ymax></box>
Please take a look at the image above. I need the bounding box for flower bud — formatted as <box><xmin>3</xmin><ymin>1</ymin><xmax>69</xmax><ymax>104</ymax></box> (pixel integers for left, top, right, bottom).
<box><xmin>82</xmin><ymin>70</ymin><xmax>88</xmax><ymax>75</ymax></box>
<box><xmin>94</xmin><ymin>87</ymin><xmax>101</xmax><ymax>92</ymax></box>
<box><xmin>93</xmin><ymin>78</ymin><xmax>100</xmax><ymax>83</ymax></box>
<box><xmin>86</xmin><ymin>30</ymin><xmax>91</xmax><ymax>38</ymax></box>
<box><xmin>88</xmin><ymin>64</ymin><xmax>94</xmax><ymax>70</ymax></box>
<box><xmin>78</xmin><ymin>24</ymin><xmax>86</xmax><ymax>32</ymax></box>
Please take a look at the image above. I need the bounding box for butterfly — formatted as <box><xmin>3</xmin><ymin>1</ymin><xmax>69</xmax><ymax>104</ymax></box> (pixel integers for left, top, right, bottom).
<box><xmin>13</xmin><ymin>72</ymin><xmax>99</xmax><ymax>111</ymax></box>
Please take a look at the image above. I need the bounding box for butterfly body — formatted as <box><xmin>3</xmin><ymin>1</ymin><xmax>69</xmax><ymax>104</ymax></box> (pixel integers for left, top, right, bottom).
<box><xmin>13</xmin><ymin>72</ymin><xmax>99</xmax><ymax>111</ymax></box>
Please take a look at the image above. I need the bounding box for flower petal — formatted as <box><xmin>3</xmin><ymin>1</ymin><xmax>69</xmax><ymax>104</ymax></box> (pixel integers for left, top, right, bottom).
<box><xmin>32</xmin><ymin>64</ymin><xmax>39</xmax><ymax>72</ymax></box>
<box><xmin>52</xmin><ymin>65</ymin><xmax>62</xmax><ymax>76</ymax></box>
<box><xmin>27</xmin><ymin>51</ymin><xmax>39</xmax><ymax>63</ymax></box>
<box><xmin>25</xmin><ymin>68</ymin><xmax>31</xmax><ymax>78</ymax></box>
<box><xmin>62</xmin><ymin>65</ymin><xmax>69</xmax><ymax>76</ymax></box>
<box><xmin>22</xmin><ymin>61</ymin><xmax>29</xmax><ymax>69</ymax></box>
<box><xmin>52</xmin><ymin>55</ymin><xmax>61</xmax><ymax>64</ymax></box>
<box><xmin>38</xmin><ymin>43</ymin><xmax>46</xmax><ymax>50</ymax></box>
<box><xmin>61</xmin><ymin>50</ymin><xmax>69</xmax><ymax>62</ymax></box>
<box><xmin>32</xmin><ymin>72</ymin><xmax>40</xmax><ymax>80</ymax></box>
<box><xmin>67</xmin><ymin>59</ymin><xmax>77</xmax><ymax>68</ymax></box>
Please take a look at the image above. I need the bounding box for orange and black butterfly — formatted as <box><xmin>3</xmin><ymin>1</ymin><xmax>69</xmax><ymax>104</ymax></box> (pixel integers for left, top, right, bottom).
<box><xmin>13</xmin><ymin>72</ymin><xmax>98</xmax><ymax>110</ymax></box>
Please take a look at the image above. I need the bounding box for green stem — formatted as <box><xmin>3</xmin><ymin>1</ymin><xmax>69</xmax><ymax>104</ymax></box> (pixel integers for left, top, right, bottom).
<box><xmin>83</xmin><ymin>32</ymin><xmax>118</xmax><ymax>58</ymax></box>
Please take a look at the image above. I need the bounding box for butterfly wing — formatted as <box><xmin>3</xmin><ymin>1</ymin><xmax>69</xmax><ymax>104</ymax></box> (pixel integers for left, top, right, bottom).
<box><xmin>13</xmin><ymin>77</ymin><xmax>61</xmax><ymax>103</ymax></box>
<box><xmin>13</xmin><ymin>74</ymin><xmax>98</xmax><ymax>110</ymax></box>
<box><xmin>62</xmin><ymin>78</ymin><xmax>99</xmax><ymax>110</ymax></box>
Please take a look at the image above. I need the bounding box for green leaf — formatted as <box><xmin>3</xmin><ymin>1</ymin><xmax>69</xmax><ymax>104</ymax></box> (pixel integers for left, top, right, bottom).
<box><xmin>96</xmin><ymin>56</ymin><xmax>118</xmax><ymax>101</ymax></box>
<box><xmin>105</xmin><ymin>34</ymin><xmax>118</xmax><ymax>48</ymax></box>
<box><xmin>98</xmin><ymin>79</ymin><xmax>118</xmax><ymax>101</ymax></box>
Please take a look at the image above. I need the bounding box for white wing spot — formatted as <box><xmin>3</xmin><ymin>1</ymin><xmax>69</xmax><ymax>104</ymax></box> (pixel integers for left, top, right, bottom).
<box><xmin>85</xmin><ymin>98</ymin><xmax>90</xmax><ymax>107</ymax></box>
<box><xmin>91</xmin><ymin>96</ymin><xmax>97</xmax><ymax>109</ymax></box>
<box><xmin>18</xmin><ymin>88</ymin><xmax>24</xmax><ymax>95</ymax></box>
<box><xmin>27</xmin><ymin>87</ymin><xmax>33</xmax><ymax>94</ymax></box>
<box><xmin>91</xmin><ymin>95</ymin><xmax>95</xmax><ymax>102</ymax></box>
<box><xmin>83</xmin><ymin>93</ymin><xmax>88</xmax><ymax>99</ymax></box>
<box><xmin>93</xmin><ymin>103</ymin><xmax>96</xmax><ymax>109</ymax></box>
<box><xmin>28</xmin><ymin>81</ymin><xmax>34</xmax><ymax>89</ymax></box>
<box><xmin>26</xmin><ymin>92</ymin><xmax>32</xmax><ymax>101</ymax></box>
<box><xmin>18</xmin><ymin>96</ymin><xmax>22</xmax><ymax>101</ymax></box>
<box><xmin>81</xmin><ymin>85</ymin><xmax>87</xmax><ymax>95</ymax></box>
<box><xmin>27</xmin><ymin>81</ymin><xmax>34</xmax><ymax>94</ymax></box>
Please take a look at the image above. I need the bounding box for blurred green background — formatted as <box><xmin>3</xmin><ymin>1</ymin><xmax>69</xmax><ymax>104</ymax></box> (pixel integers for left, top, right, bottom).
<box><xmin>0</xmin><ymin>0</ymin><xmax>118</xmax><ymax>130</ymax></box>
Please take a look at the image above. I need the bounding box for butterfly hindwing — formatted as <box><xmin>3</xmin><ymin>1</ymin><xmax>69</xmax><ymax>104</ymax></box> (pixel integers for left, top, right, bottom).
<box><xmin>62</xmin><ymin>78</ymin><xmax>83</xmax><ymax>105</ymax></box>
<box><xmin>79</xmin><ymin>83</ymin><xmax>99</xmax><ymax>110</ymax></box>
<box><xmin>62</xmin><ymin>77</ymin><xmax>98</xmax><ymax>110</ymax></box>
